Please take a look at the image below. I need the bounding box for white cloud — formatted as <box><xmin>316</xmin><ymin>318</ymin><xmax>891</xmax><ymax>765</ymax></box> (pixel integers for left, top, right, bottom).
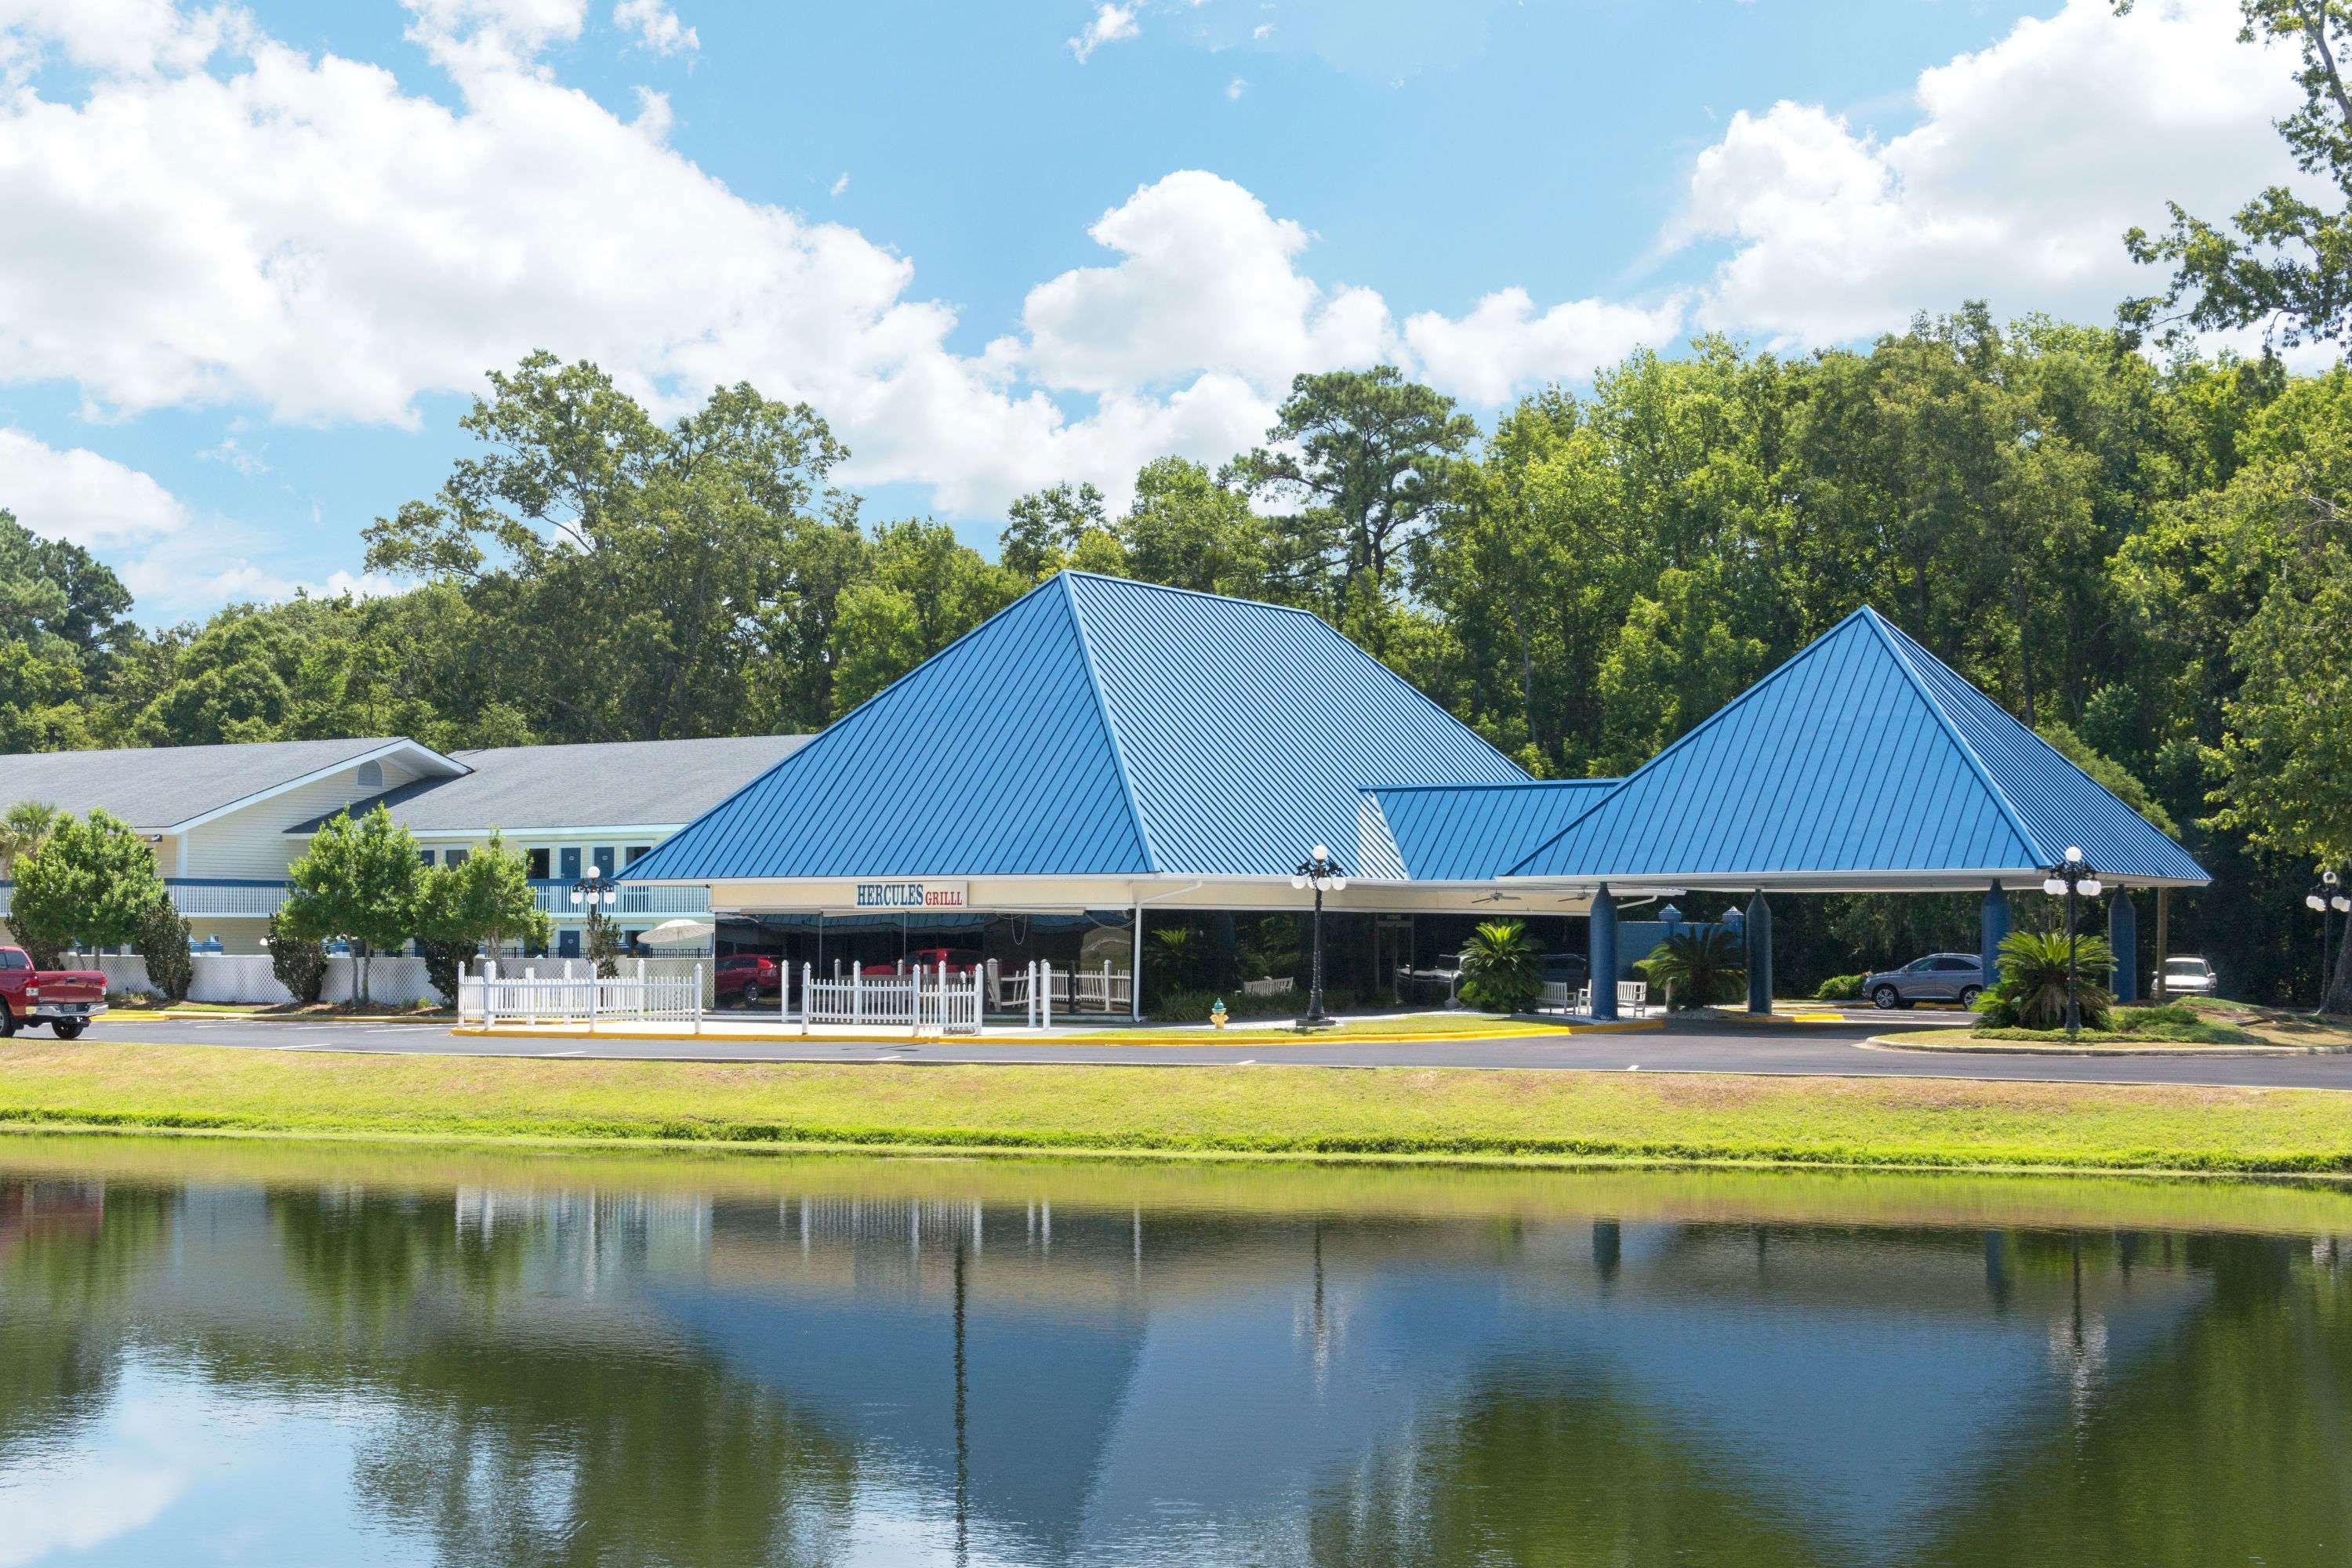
<box><xmin>1068</xmin><ymin>3</ymin><xmax>1138</xmax><ymax>63</ymax></box>
<box><xmin>1404</xmin><ymin>289</ymin><xmax>1690</xmax><ymax>408</ymax></box>
<box><xmin>0</xmin><ymin>428</ymin><xmax>187</xmax><ymax>544</ymax></box>
<box><xmin>1225</xmin><ymin>74</ymin><xmax>1244</xmax><ymax>100</ymax></box>
<box><xmin>829</xmin><ymin>169</ymin><xmax>850</xmax><ymax>197</ymax></box>
<box><xmin>612</xmin><ymin>0</ymin><xmax>696</xmax><ymax>55</ymax></box>
<box><xmin>1666</xmin><ymin>0</ymin><xmax>2307</xmax><ymax>346</ymax></box>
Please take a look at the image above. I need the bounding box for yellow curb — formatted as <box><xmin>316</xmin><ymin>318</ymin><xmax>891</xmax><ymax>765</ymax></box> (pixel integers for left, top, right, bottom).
<box><xmin>446</xmin><ymin>1018</ymin><xmax>1666</xmax><ymax>1047</ymax></box>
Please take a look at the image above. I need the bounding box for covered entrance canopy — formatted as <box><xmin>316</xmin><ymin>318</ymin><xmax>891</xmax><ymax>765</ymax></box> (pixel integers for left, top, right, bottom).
<box><xmin>622</xmin><ymin>576</ymin><xmax>2207</xmax><ymax>1016</ymax></box>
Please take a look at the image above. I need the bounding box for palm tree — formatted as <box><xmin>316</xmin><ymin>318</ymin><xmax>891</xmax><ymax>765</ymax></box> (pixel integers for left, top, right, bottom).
<box><xmin>0</xmin><ymin>801</ymin><xmax>59</xmax><ymax>875</ymax></box>
<box><xmin>1638</xmin><ymin>927</ymin><xmax>1745</xmax><ymax>1010</ymax></box>
<box><xmin>1458</xmin><ymin>920</ymin><xmax>1544</xmax><ymax>1014</ymax></box>
<box><xmin>1990</xmin><ymin>928</ymin><xmax>2113</xmax><ymax>1029</ymax></box>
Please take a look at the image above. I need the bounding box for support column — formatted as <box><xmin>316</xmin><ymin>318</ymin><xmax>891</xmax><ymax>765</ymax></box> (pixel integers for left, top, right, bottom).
<box><xmin>1131</xmin><ymin>906</ymin><xmax>1142</xmax><ymax>1022</ymax></box>
<box><xmin>1588</xmin><ymin>884</ymin><xmax>1618</xmax><ymax>1022</ymax></box>
<box><xmin>1745</xmin><ymin>891</ymin><xmax>1773</xmax><ymax>1015</ymax></box>
<box><xmin>2154</xmin><ymin>888</ymin><xmax>2170</xmax><ymax>1002</ymax></box>
<box><xmin>2108</xmin><ymin>890</ymin><xmax>2139</xmax><ymax>1004</ymax></box>
<box><xmin>1981</xmin><ymin>881</ymin><xmax>2011</xmax><ymax>992</ymax></box>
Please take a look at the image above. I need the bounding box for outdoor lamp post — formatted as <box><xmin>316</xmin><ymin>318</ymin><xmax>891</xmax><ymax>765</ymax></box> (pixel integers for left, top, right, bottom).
<box><xmin>569</xmin><ymin>866</ymin><xmax>619</xmax><ymax>935</ymax></box>
<box><xmin>1290</xmin><ymin>844</ymin><xmax>1348</xmax><ymax>1030</ymax></box>
<box><xmin>2307</xmin><ymin>869</ymin><xmax>2349</xmax><ymax>1011</ymax></box>
<box><xmin>2041</xmin><ymin>847</ymin><xmax>2103</xmax><ymax>1041</ymax></box>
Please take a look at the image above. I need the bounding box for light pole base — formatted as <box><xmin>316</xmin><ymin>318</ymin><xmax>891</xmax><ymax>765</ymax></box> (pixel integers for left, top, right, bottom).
<box><xmin>1293</xmin><ymin>1014</ymin><xmax>1341</xmax><ymax>1033</ymax></box>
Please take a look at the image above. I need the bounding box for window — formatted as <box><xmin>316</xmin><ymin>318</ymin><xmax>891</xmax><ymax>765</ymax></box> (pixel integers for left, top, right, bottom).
<box><xmin>1933</xmin><ymin>956</ymin><xmax>1976</xmax><ymax>971</ymax></box>
<box><xmin>625</xmin><ymin>844</ymin><xmax>652</xmax><ymax>866</ymax></box>
<box><xmin>356</xmin><ymin>760</ymin><xmax>384</xmax><ymax>789</ymax></box>
<box><xmin>559</xmin><ymin>848</ymin><xmax>582</xmax><ymax>880</ymax></box>
<box><xmin>592</xmin><ymin>846</ymin><xmax>616</xmax><ymax>878</ymax></box>
<box><xmin>418</xmin><ymin>849</ymin><xmax>436</xmax><ymax>866</ymax></box>
<box><xmin>528</xmin><ymin>848</ymin><xmax>551</xmax><ymax>880</ymax></box>
<box><xmin>0</xmin><ymin>950</ymin><xmax>24</xmax><ymax>971</ymax></box>
<box><xmin>445</xmin><ymin>849</ymin><xmax>469</xmax><ymax>867</ymax></box>
<box><xmin>557</xmin><ymin>928</ymin><xmax>581</xmax><ymax>959</ymax></box>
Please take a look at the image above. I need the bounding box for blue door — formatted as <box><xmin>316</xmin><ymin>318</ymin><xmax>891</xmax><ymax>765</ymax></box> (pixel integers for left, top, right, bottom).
<box><xmin>592</xmin><ymin>846</ymin><xmax>616</xmax><ymax>878</ymax></box>
<box><xmin>558</xmin><ymin>928</ymin><xmax>581</xmax><ymax>959</ymax></box>
<box><xmin>559</xmin><ymin>848</ymin><xmax>582</xmax><ymax>881</ymax></box>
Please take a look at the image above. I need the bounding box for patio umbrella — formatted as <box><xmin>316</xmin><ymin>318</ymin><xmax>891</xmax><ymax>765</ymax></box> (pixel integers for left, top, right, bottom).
<box><xmin>637</xmin><ymin>918</ymin><xmax>715</xmax><ymax>946</ymax></box>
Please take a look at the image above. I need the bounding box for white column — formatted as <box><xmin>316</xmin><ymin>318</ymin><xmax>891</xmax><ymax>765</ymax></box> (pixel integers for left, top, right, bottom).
<box><xmin>1131</xmin><ymin>906</ymin><xmax>1142</xmax><ymax>1022</ymax></box>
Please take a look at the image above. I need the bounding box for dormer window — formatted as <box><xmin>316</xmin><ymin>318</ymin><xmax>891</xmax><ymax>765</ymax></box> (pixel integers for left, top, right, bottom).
<box><xmin>356</xmin><ymin>760</ymin><xmax>384</xmax><ymax>789</ymax></box>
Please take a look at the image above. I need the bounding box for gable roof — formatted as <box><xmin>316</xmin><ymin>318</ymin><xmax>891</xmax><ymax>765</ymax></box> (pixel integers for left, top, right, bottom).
<box><xmin>1359</xmin><ymin>779</ymin><xmax>1619</xmax><ymax>881</ymax></box>
<box><xmin>1505</xmin><ymin>607</ymin><xmax>2209</xmax><ymax>887</ymax></box>
<box><xmin>623</xmin><ymin>572</ymin><xmax>1530</xmax><ymax>884</ymax></box>
<box><xmin>0</xmin><ymin>737</ymin><xmax>457</xmax><ymax>834</ymax></box>
<box><xmin>287</xmin><ymin>735</ymin><xmax>809</xmax><ymax>835</ymax></box>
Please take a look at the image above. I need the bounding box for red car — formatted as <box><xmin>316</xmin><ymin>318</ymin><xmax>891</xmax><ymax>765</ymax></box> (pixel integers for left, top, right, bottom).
<box><xmin>713</xmin><ymin>953</ymin><xmax>781</xmax><ymax>1007</ymax></box>
<box><xmin>0</xmin><ymin>946</ymin><xmax>107</xmax><ymax>1040</ymax></box>
<box><xmin>858</xmin><ymin>948</ymin><xmax>984</xmax><ymax>978</ymax></box>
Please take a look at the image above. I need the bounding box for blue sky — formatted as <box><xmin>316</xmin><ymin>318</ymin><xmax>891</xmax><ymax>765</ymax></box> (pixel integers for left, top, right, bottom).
<box><xmin>0</xmin><ymin>0</ymin><xmax>2299</xmax><ymax>621</ymax></box>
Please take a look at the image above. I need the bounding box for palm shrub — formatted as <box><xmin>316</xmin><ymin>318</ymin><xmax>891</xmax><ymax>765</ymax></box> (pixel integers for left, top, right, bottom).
<box><xmin>137</xmin><ymin>898</ymin><xmax>193</xmax><ymax>1002</ymax></box>
<box><xmin>1639</xmin><ymin>927</ymin><xmax>1744</xmax><ymax>1009</ymax></box>
<box><xmin>1981</xmin><ymin>928</ymin><xmax>2112</xmax><ymax>1030</ymax></box>
<box><xmin>267</xmin><ymin>909</ymin><xmax>328</xmax><ymax>1005</ymax></box>
<box><xmin>1458</xmin><ymin>920</ymin><xmax>1544</xmax><ymax>1014</ymax></box>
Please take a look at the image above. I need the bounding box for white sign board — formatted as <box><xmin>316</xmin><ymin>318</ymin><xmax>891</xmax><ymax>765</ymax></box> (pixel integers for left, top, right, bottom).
<box><xmin>788</xmin><ymin>880</ymin><xmax>973</xmax><ymax>912</ymax></box>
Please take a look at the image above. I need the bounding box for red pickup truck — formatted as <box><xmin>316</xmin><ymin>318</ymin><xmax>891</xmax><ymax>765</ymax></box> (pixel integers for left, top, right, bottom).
<box><xmin>0</xmin><ymin>947</ymin><xmax>107</xmax><ymax>1040</ymax></box>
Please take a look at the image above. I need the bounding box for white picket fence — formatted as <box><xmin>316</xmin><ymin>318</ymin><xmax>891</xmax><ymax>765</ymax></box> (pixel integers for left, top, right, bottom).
<box><xmin>459</xmin><ymin>960</ymin><xmax>706</xmax><ymax>1031</ymax></box>
<box><xmin>991</xmin><ymin>960</ymin><xmax>1132</xmax><ymax>1018</ymax></box>
<box><xmin>798</xmin><ymin>963</ymin><xmax>982</xmax><ymax>1035</ymax></box>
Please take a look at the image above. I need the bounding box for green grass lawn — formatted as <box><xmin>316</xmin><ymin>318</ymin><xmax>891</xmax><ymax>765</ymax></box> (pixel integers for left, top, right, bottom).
<box><xmin>7</xmin><ymin>1039</ymin><xmax>2352</xmax><ymax>1175</ymax></box>
<box><xmin>1069</xmin><ymin>1011</ymin><xmax>1581</xmax><ymax>1042</ymax></box>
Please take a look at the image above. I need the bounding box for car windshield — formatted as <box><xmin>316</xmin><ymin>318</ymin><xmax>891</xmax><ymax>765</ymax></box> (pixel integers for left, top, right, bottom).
<box><xmin>2167</xmin><ymin>959</ymin><xmax>2209</xmax><ymax>975</ymax></box>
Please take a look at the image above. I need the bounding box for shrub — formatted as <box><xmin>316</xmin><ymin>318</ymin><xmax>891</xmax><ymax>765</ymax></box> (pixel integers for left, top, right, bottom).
<box><xmin>1639</xmin><ymin>927</ymin><xmax>1745</xmax><ymax>1009</ymax></box>
<box><xmin>1458</xmin><ymin>920</ymin><xmax>1544</xmax><ymax>1014</ymax></box>
<box><xmin>267</xmin><ymin>909</ymin><xmax>328</xmax><ymax>1005</ymax></box>
<box><xmin>1813</xmin><ymin>973</ymin><xmax>1865</xmax><ymax>1002</ymax></box>
<box><xmin>2119</xmin><ymin>1003</ymin><xmax>2199</xmax><ymax>1032</ymax></box>
<box><xmin>1981</xmin><ymin>928</ymin><xmax>2113</xmax><ymax>1030</ymax></box>
<box><xmin>418</xmin><ymin>939</ymin><xmax>473</xmax><ymax>1006</ymax></box>
<box><xmin>1148</xmin><ymin>987</ymin><xmax>1305</xmax><ymax>1024</ymax></box>
<box><xmin>136</xmin><ymin>898</ymin><xmax>193</xmax><ymax>1001</ymax></box>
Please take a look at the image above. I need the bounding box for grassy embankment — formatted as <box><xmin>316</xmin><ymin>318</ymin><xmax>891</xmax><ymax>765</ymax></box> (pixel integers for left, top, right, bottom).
<box><xmin>1880</xmin><ymin>997</ymin><xmax>2352</xmax><ymax>1051</ymax></box>
<box><xmin>6</xmin><ymin>1038</ymin><xmax>2352</xmax><ymax>1175</ymax></box>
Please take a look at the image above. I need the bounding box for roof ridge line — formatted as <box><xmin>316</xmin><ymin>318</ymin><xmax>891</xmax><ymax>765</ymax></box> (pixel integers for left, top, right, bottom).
<box><xmin>1055</xmin><ymin>569</ymin><xmax>1330</xmax><ymax>621</ymax></box>
<box><xmin>1060</xmin><ymin>573</ymin><xmax>1162</xmax><ymax>874</ymax></box>
<box><xmin>1363</xmin><ymin>777</ymin><xmax>1617</xmax><ymax>794</ymax></box>
<box><xmin>1860</xmin><ymin>609</ymin><xmax>2047</xmax><ymax>866</ymax></box>
<box><xmin>1501</xmin><ymin>607</ymin><xmax>1883</xmax><ymax>876</ymax></box>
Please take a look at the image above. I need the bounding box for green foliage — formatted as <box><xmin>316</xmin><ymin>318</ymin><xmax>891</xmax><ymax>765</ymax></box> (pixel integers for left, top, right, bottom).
<box><xmin>586</xmin><ymin>905</ymin><xmax>624</xmax><ymax>979</ymax></box>
<box><xmin>1457</xmin><ymin>920</ymin><xmax>1544</xmax><ymax>1014</ymax></box>
<box><xmin>0</xmin><ymin>800</ymin><xmax>59</xmax><ymax>872</ymax></box>
<box><xmin>1146</xmin><ymin>987</ymin><xmax>1305</xmax><ymax>1024</ymax></box>
<box><xmin>285</xmin><ymin>807</ymin><xmax>424</xmax><ymax>1004</ymax></box>
<box><xmin>136</xmin><ymin>898</ymin><xmax>192</xmax><ymax>1001</ymax></box>
<box><xmin>412</xmin><ymin>834</ymin><xmax>549</xmax><ymax>1003</ymax></box>
<box><xmin>8</xmin><ymin>808</ymin><xmax>165</xmax><ymax>958</ymax></box>
<box><xmin>1638</xmin><ymin>926</ymin><xmax>1747</xmax><ymax>1010</ymax></box>
<box><xmin>267</xmin><ymin>908</ymin><xmax>328</xmax><ymax>1005</ymax></box>
<box><xmin>1982</xmin><ymin>929</ymin><xmax>2114</xmax><ymax>1031</ymax></box>
<box><xmin>1813</xmin><ymin>974</ymin><xmax>1866</xmax><ymax>1002</ymax></box>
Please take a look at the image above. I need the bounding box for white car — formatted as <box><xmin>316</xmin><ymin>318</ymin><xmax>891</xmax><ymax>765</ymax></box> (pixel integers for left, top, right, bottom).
<box><xmin>2154</xmin><ymin>955</ymin><xmax>2218</xmax><ymax>996</ymax></box>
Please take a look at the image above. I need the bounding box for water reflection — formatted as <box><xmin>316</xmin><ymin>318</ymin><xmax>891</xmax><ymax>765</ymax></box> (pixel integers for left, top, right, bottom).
<box><xmin>1</xmin><ymin>1152</ymin><xmax>2348</xmax><ymax>1566</ymax></box>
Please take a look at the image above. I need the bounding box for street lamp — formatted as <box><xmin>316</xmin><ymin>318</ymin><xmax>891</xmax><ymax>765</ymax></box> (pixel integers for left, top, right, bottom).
<box><xmin>2041</xmin><ymin>847</ymin><xmax>2103</xmax><ymax>1041</ymax></box>
<box><xmin>1290</xmin><ymin>844</ymin><xmax>1348</xmax><ymax>1030</ymax></box>
<box><xmin>570</xmin><ymin>865</ymin><xmax>619</xmax><ymax>938</ymax></box>
<box><xmin>2307</xmin><ymin>869</ymin><xmax>2349</xmax><ymax>1011</ymax></box>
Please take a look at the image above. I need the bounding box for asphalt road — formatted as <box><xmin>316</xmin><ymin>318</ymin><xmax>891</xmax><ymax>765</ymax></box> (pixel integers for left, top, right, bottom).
<box><xmin>62</xmin><ymin>1012</ymin><xmax>2352</xmax><ymax>1091</ymax></box>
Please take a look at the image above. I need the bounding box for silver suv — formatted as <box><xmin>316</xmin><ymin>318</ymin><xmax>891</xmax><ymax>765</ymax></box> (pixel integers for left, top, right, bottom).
<box><xmin>1862</xmin><ymin>953</ymin><xmax>1985</xmax><ymax>1010</ymax></box>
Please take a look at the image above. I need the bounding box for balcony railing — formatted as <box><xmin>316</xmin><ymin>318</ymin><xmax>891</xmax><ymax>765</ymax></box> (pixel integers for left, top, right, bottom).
<box><xmin>528</xmin><ymin>880</ymin><xmax>710</xmax><ymax>918</ymax></box>
<box><xmin>0</xmin><ymin>880</ymin><xmax>292</xmax><ymax>921</ymax></box>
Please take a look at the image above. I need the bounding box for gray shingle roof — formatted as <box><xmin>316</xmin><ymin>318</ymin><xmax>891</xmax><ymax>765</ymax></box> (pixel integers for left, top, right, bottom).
<box><xmin>287</xmin><ymin>735</ymin><xmax>809</xmax><ymax>835</ymax></box>
<box><xmin>0</xmin><ymin>738</ymin><xmax>428</xmax><ymax>831</ymax></box>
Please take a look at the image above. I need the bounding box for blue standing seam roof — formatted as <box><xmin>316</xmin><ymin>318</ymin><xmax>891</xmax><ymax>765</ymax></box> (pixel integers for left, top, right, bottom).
<box><xmin>1364</xmin><ymin>779</ymin><xmax>1620</xmax><ymax>881</ymax></box>
<box><xmin>1505</xmin><ymin>606</ymin><xmax>2208</xmax><ymax>884</ymax></box>
<box><xmin>621</xmin><ymin>572</ymin><xmax>1531</xmax><ymax>884</ymax></box>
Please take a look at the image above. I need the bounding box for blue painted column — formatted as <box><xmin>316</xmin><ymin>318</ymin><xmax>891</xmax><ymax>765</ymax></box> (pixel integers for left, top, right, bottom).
<box><xmin>1589</xmin><ymin>884</ymin><xmax>1618</xmax><ymax>1021</ymax></box>
<box><xmin>2108</xmin><ymin>890</ymin><xmax>2139</xmax><ymax>1003</ymax></box>
<box><xmin>1981</xmin><ymin>881</ymin><xmax>2010</xmax><ymax>992</ymax></box>
<box><xmin>1745</xmin><ymin>891</ymin><xmax>1773</xmax><ymax>1014</ymax></box>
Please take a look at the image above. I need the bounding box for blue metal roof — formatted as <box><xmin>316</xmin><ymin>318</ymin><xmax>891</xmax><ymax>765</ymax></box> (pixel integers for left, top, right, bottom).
<box><xmin>1361</xmin><ymin>779</ymin><xmax>1618</xmax><ymax>881</ymax></box>
<box><xmin>624</xmin><ymin>572</ymin><xmax>1530</xmax><ymax>884</ymax></box>
<box><xmin>1507</xmin><ymin>607</ymin><xmax>2208</xmax><ymax>887</ymax></box>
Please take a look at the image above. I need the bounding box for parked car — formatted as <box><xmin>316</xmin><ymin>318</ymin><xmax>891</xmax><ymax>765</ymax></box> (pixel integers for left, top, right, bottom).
<box><xmin>1860</xmin><ymin>952</ymin><xmax>1985</xmax><ymax>1010</ymax></box>
<box><xmin>0</xmin><ymin>946</ymin><xmax>108</xmax><ymax>1039</ymax></box>
<box><xmin>2155</xmin><ymin>955</ymin><xmax>2218</xmax><ymax>996</ymax></box>
<box><xmin>713</xmin><ymin>953</ymin><xmax>780</xmax><ymax>1007</ymax></box>
<box><xmin>904</xmin><ymin>947</ymin><xmax>985</xmax><ymax>976</ymax></box>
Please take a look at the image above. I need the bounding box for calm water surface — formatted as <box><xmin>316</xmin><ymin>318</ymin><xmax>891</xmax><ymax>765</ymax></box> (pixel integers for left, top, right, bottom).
<box><xmin>2</xmin><ymin>1138</ymin><xmax>2350</xmax><ymax>1566</ymax></box>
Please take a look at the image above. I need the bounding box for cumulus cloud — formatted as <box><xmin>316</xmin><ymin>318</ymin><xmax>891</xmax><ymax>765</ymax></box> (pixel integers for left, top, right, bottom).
<box><xmin>612</xmin><ymin>0</ymin><xmax>695</xmax><ymax>55</ymax></box>
<box><xmin>1664</xmin><ymin>0</ymin><xmax>2305</xmax><ymax>346</ymax></box>
<box><xmin>1069</xmin><ymin>3</ymin><xmax>1138</xmax><ymax>64</ymax></box>
<box><xmin>0</xmin><ymin>428</ymin><xmax>187</xmax><ymax>544</ymax></box>
<box><xmin>1404</xmin><ymin>290</ymin><xmax>1690</xmax><ymax>407</ymax></box>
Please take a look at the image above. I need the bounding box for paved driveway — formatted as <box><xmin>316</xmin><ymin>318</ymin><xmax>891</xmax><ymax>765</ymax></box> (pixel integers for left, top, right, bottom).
<box><xmin>60</xmin><ymin>1013</ymin><xmax>2352</xmax><ymax>1091</ymax></box>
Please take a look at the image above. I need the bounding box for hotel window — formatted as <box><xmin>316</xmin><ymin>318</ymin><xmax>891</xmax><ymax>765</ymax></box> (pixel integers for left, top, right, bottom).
<box><xmin>417</xmin><ymin>849</ymin><xmax>436</xmax><ymax>866</ymax></box>
<box><xmin>528</xmin><ymin>848</ymin><xmax>551</xmax><ymax>880</ymax></box>
<box><xmin>625</xmin><ymin>844</ymin><xmax>652</xmax><ymax>866</ymax></box>
<box><xmin>445</xmin><ymin>849</ymin><xmax>470</xmax><ymax>867</ymax></box>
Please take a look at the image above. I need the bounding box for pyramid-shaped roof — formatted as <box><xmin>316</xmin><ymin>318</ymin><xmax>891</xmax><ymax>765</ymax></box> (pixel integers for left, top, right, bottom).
<box><xmin>624</xmin><ymin>572</ymin><xmax>1529</xmax><ymax>884</ymax></box>
<box><xmin>1506</xmin><ymin>607</ymin><xmax>2208</xmax><ymax>888</ymax></box>
<box><xmin>1358</xmin><ymin>779</ymin><xmax>1618</xmax><ymax>881</ymax></box>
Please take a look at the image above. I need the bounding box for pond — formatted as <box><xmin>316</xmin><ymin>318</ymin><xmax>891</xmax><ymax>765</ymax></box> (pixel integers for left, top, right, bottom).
<box><xmin>3</xmin><ymin>1136</ymin><xmax>2350</xmax><ymax>1566</ymax></box>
